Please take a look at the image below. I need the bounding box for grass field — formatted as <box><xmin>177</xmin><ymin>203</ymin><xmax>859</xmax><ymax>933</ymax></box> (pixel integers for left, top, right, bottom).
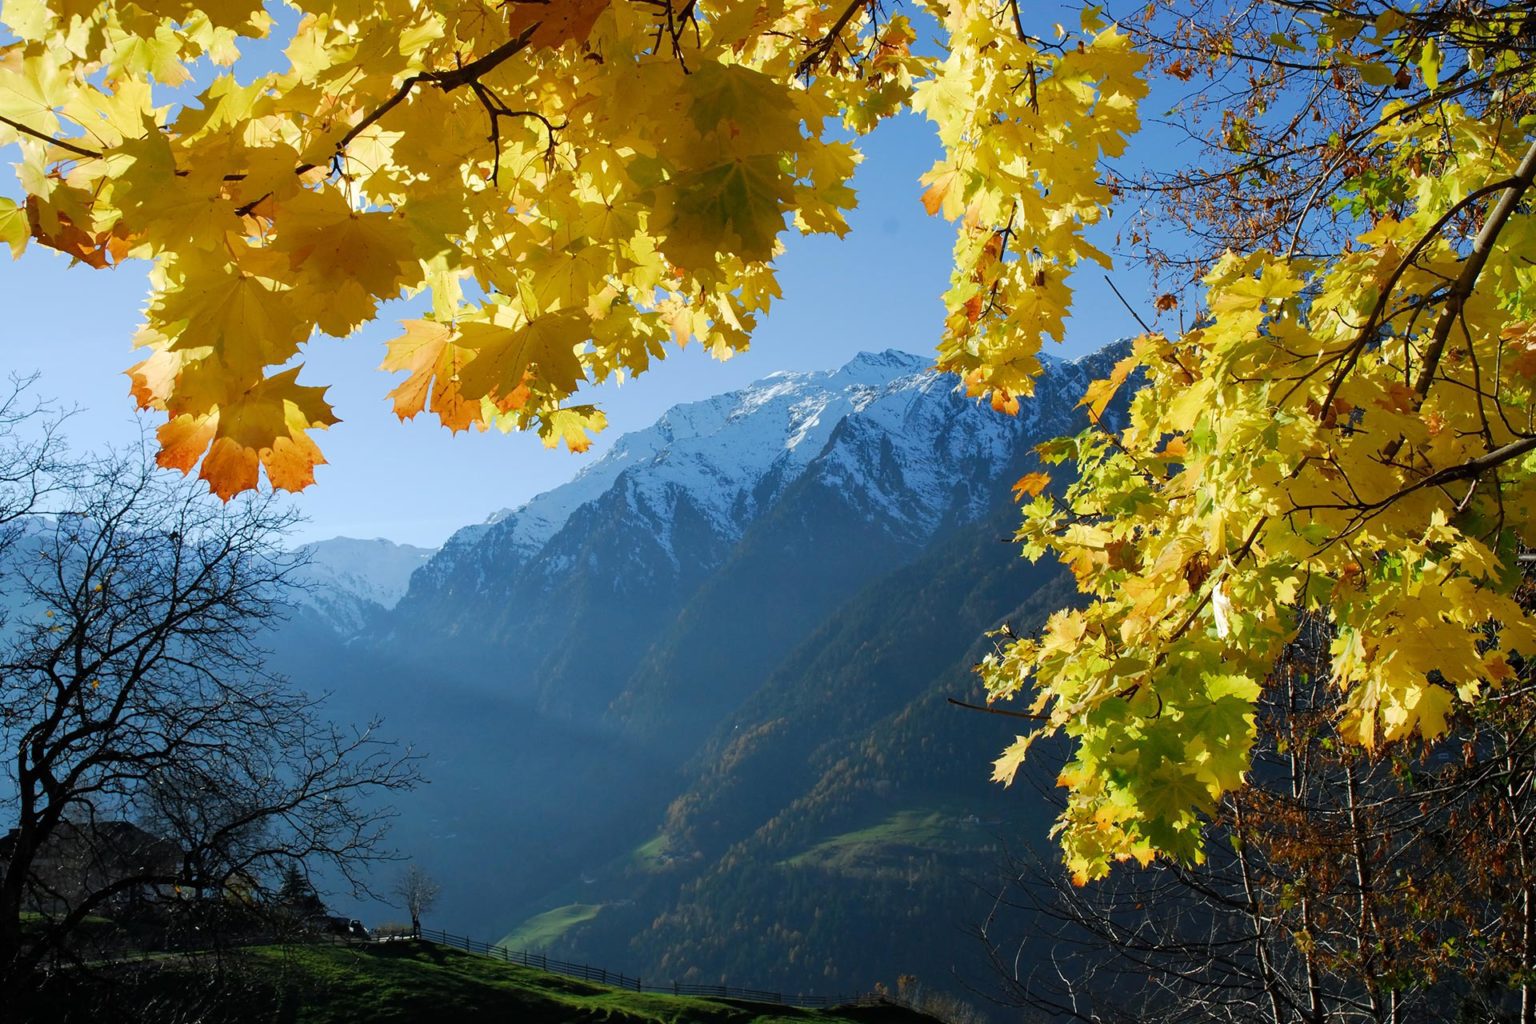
<box><xmin>21</xmin><ymin>941</ymin><xmax>941</xmax><ymax>1023</ymax></box>
<box><xmin>632</xmin><ymin>832</ymin><xmax>673</xmax><ymax>870</ymax></box>
<box><xmin>496</xmin><ymin>902</ymin><xmax>603</xmax><ymax>951</ymax></box>
<box><xmin>262</xmin><ymin>942</ymin><xmax>939</xmax><ymax>1024</ymax></box>
<box><xmin>784</xmin><ymin>808</ymin><xmax>967</xmax><ymax>869</ymax></box>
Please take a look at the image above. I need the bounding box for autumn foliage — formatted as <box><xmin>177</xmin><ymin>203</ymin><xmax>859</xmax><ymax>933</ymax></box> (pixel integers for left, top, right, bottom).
<box><xmin>4</xmin><ymin>0</ymin><xmax>1536</xmax><ymax>888</ymax></box>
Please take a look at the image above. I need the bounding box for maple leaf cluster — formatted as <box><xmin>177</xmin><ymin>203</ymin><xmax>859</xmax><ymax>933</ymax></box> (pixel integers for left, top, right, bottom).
<box><xmin>979</xmin><ymin>5</ymin><xmax>1536</xmax><ymax>881</ymax></box>
<box><xmin>1</xmin><ymin>0</ymin><xmax>927</xmax><ymax>496</ymax></box>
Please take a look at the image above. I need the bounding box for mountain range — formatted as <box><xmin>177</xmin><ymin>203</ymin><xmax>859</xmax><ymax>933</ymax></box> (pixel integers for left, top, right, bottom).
<box><xmin>271</xmin><ymin>344</ymin><xmax>1120</xmax><ymax>1002</ymax></box>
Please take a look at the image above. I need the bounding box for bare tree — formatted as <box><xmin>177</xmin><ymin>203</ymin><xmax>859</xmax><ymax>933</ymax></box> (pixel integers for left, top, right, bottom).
<box><xmin>979</xmin><ymin>613</ymin><xmax>1536</xmax><ymax>1023</ymax></box>
<box><xmin>0</xmin><ymin>395</ymin><xmax>421</xmax><ymax>1006</ymax></box>
<box><xmin>393</xmin><ymin>863</ymin><xmax>440</xmax><ymax>937</ymax></box>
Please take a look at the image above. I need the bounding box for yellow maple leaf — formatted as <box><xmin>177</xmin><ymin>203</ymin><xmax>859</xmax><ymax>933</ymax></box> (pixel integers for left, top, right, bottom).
<box><xmin>658</xmin><ymin>155</ymin><xmax>792</xmax><ymax>269</ymax></box>
<box><xmin>380</xmin><ymin>319</ymin><xmax>458</xmax><ymax>421</ymax></box>
<box><xmin>540</xmin><ymin>405</ymin><xmax>607</xmax><ymax>453</ymax></box>
<box><xmin>0</xmin><ymin>196</ymin><xmax>27</xmax><ymax>258</ymax></box>
<box><xmin>1078</xmin><ymin>354</ymin><xmax>1137</xmax><ymax>421</ymax></box>
<box><xmin>456</xmin><ymin>309</ymin><xmax>589</xmax><ymax>405</ymax></box>
<box><xmin>918</xmin><ymin>163</ymin><xmax>962</xmax><ymax>218</ymax></box>
<box><xmin>991</xmin><ymin>733</ymin><xmax>1042</xmax><ymax>787</ymax></box>
<box><xmin>275</xmin><ymin>192</ymin><xmax>416</xmax><ymax>337</ymax></box>
<box><xmin>150</xmin><ymin>261</ymin><xmax>309</xmax><ymax>376</ymax></box>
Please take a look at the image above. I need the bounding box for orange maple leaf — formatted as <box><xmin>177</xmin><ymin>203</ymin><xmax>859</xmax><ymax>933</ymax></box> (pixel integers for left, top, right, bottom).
<box><xmin>200</xmin><ymin>437</ymin><xmax>261</xmax><ymax>499</ymax></box>
<box><xmin>1012</xmin><ymin>472</ymin><xmax>1052</xmax><ymax>500</ymax></box>
<box><xmin>154</xmin><ymin>369</ymin><xmax>337</xmax><ymax>498</ymax></box>
<box><xmin>380</xmin><ymin>320</ymin><xmax>482</xmax><ymax>432</ymax></box>
<box><xmin>26</xmin><ymin>197</ymin><xmax>136</xmax><ymax>268</ymax></box>
<box><xmin>263</xmin><ymin>430</ymin><xmax>328</xmax><ymax>492</ymax></box>
<box><xmin>155</xmin><ymin>415</ymin><xmax>217</xmax><ymax>474</ymax></box>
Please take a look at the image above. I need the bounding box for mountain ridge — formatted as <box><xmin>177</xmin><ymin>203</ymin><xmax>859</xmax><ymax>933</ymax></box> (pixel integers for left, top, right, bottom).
<box><xmin>378</xmin><ymin>346</ymin><xmax>1111</xmax><ymax>724</ymax></box>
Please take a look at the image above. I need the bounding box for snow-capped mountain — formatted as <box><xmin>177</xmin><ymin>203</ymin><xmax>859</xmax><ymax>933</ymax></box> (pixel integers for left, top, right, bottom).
<box><xmin>415</xmin><ymin>348</ymin><xmax>1086</xmax><ymax>585</ymax></box>
<box><xmin>425</xmin><ymin>350</ymin><xmax>951</xmax><ymax>577</ymax></box>
<box><xmin>288</xmin><ymin>537</ymin><xmax>435</xmax><ymax>636</ymax></box>
<box><xmin>381</xmin><ymin>346</ymin><xmax>1115</xmax><ymax>728</ymax></box>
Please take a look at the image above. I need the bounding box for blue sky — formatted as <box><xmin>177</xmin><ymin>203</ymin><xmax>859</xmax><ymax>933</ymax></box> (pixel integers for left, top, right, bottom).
<box><xmin>0</xmin><ymin>39</ymin><xmax>1165</xmax><ymax>548</ymax></box>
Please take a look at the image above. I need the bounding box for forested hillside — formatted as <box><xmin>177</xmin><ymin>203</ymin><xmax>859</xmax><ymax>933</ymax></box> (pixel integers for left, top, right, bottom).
<box><xmin>530</xmin><ymin>509</ymin><xmax>1078</xmax><ymax>992</ymax></box>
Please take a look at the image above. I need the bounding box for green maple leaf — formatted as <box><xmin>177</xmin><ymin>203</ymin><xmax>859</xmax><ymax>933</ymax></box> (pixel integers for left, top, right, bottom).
<box><xmin>660</xmin><ymin>155</ymin><xmax>792</xmax><ymax>268</ymax></box>
<box><xmin>684</xmin><ymin>62</ymin><xmax>804</xmax><ymax>158</ymax></box>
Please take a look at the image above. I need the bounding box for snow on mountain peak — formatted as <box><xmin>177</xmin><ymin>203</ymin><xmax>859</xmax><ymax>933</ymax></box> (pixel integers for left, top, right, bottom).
<box><xmin>286</xmin><ymin>536</ymin><xmax>437</xmax><ymax>634</ymax></box>
<box><xmin>389</xmin><ymin>341</ymin><xmax>1127</xmax><ymax>633</ymax></box>
<box><xmin>417</xmin><ymin>343</ymin><xmax>1113</xmax><ymax>590</ymax></box>
<box><xmin>293</xmin><ymin>537</ymin><xmax>436</xmax><ymax>606</ymax></box>
<box><xmin>473</xmin><ymin>348</ymin><xmax>934</xmax><ymax>556</ymax></box>
<box><xmin>834</xmin><ymin>348</ymin><xmax>931</xmax><ymax>380</ymax></box>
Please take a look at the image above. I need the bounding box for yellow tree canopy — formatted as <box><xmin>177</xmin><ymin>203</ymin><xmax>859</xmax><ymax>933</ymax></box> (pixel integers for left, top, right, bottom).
<box><xmin>4</xmin><ymin>0</ymin><xmax>1535</xmax><ymax>883</ymax></box>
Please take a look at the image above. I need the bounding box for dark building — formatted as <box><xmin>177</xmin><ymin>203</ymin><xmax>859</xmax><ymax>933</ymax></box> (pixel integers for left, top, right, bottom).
<box><xmin>0</xmin><ymin>819</ymin><xmax>184</xmax><ymax>915</ymax></box>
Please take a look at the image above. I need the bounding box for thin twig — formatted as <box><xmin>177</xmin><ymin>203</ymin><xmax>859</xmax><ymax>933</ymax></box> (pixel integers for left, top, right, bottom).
<box><xmin>947</xmin><ymin>697</ymin><xmax>1047</xmax><ymax>721</ymax></box>
<box><xmin>1103</xmin><ymin>275</ymin><xmax>1153</xmax><ymax>333</ymax></box>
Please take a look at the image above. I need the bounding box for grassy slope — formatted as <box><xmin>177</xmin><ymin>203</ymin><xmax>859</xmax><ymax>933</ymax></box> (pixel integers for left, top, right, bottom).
<box><xmin>497</xmin><ymin>903</ymin><xmax>603</xmax><ymax>951</ymax></box>
<box><xmin>259</xmin><ymin>942</ymin><xmax>937</xmax><ymax>1024</ymax></box>
<box><xmin>783</xmin><ymin>806</ymin><xmax>976</xmax><ymax>869</ymax></box>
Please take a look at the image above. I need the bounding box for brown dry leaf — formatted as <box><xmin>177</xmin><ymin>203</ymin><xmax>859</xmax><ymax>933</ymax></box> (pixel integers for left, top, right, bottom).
<box><xmin>506</xmin><ymin>0</ymin><xmax>610</xmax><ymax>50</ymax></box>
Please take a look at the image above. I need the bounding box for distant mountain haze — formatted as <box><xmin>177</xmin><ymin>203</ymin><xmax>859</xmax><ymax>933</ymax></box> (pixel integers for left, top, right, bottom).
<box><xmin>268</xmin><ymin>344</ymin><xmax>1126</xmax><ymax>999</ymax></box>
<box><xmin>288</xmin><ymin>536</ymin><xmax>436</xmax><ymax>635</ymax></box>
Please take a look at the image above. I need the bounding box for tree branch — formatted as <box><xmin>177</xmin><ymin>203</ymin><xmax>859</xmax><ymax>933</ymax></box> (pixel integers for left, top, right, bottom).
<box><xmin>1411</xmin><ymin>135</ymin><xmax>1536</xmax><ymax>405</ymax></box>
<box><xmin>948</xmin><ymin>696</ymin><xmax>1047</xmax><ymax>721</ymax></box>
<box><xmin>292</xmin><ymin>26</ymin><xmax>539</xmax><ymax>178</ymax></box>
<box><xmin>0</xmin><ymin>115</ymin><xmax>101</xmax><ymax>160</ymax></box>
<box><xmin>796</xmin><ymin>0</ymin><xmax>872</xmax><ymax>77</ymax></box>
